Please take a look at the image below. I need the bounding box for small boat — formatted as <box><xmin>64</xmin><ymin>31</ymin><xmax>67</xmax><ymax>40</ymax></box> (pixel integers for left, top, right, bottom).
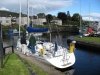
<box><xmin>25</xmin><ymin>27</ymin><xmax>76</xmax><ymax>68</ymax></box>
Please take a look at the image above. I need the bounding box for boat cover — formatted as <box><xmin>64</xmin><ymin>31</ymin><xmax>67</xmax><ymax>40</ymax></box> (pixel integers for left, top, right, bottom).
<box><xmin>26</xmin><ymin>26</ymin><xmax>49</xmax><ymax>33</ymax></box>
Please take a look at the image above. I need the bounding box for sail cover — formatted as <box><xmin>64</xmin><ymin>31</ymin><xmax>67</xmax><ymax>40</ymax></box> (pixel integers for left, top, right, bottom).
<box><xmin>27</xmin><ymin>26</ymin><xmax>49</xmax><ymax>33</ymax></box>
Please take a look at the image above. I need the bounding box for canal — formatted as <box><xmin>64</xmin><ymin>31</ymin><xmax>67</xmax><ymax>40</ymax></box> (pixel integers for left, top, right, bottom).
<box><xmin>4</xmin><ymin>32</ymin><xmax>100</xmax><ymax>75</ymax></box>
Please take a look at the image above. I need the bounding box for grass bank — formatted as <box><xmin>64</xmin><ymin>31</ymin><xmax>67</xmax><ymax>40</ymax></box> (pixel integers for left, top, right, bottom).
<box><xmin>0</xmin><ymin>53</ymin><xmax>49</xmax><ymax>75</ymax></box>
<box><xmin>75</xmin><ymin>36</ymin><xmax>100</xmax><ymax>43</ymax></box>
<box><xmin>0</xmin><ymin>53</ymin><xmax>30</xmax><ymax>75</ymax></box>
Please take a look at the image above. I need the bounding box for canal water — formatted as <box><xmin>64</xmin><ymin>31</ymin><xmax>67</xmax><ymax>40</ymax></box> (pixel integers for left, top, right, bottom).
<box><xmin>4</xmin><ymin>32</ymin><xmax>100</xmax><ymax>75</ymax></box>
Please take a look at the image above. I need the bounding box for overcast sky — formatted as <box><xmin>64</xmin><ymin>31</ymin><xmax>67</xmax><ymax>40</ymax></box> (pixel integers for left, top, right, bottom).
<box><xmin>0</xmin><ymin>0</ymin><xmax>100</xmax><ymax>21</ymax></box>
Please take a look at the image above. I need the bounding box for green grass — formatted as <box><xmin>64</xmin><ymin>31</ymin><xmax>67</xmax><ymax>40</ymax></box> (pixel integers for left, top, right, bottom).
<box><xmin>24</xmin><ymin>59</ymin><xmax>49</xmax><ymax>75</ymax></box>
<box><xmin>0</xmin><ymin>53</ymin><xmax>31</xmax><ymax>75</ymax></box>
<box><xmin>75</xmin><ymin>36</ymin><xmax>100</xmax><ymax>43</ymax></box>
<box><xmin>0</xmin><ymin>53</ymin><xmax>49</xmax><ymax>75</ymax></box>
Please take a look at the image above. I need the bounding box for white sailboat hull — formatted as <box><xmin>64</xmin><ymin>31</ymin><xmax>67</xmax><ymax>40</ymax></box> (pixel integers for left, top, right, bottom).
<box><xmin>32</xmin><ymin>42</ymin><xmax>76</xmax><ymax>68</ymax></box>
<box><xmin>17</xmin><ymin>39</ymin><xmax>76</xmax><ymax>69</ymax></box>
<box><xmin>33</xmin><ymin>52</ymin><xmax>75</xmax><ymax>68</ymax></box>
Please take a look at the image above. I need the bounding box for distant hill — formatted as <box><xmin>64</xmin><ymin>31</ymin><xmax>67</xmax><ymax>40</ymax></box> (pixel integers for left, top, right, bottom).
<box><xmin>0</xmin><ymin>10</ymin><xmax>27</xmax><ymax>17</ymax></box>
<box><xmin>0</xmin><ymin>10</ymin><xmax>19</xmax><ymax>17</ymax></box>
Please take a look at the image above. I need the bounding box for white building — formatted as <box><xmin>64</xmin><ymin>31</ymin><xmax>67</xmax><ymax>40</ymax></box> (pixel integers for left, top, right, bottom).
<box><xmin>97</xmin><ymin>21</ymin><xmax>100</xmax><ymax>31</ymax></box>
<box><xmin>33</xmin><ymin>18</ymin><xmax>46</xmax><ymax>25</ymax></box>
<box><xmin>16</xmin><ymin>15</ymin><xmax>30</xmax><ymax>26</ymax></box>
<box><xmin>51</xmin><ymin>18</ymin><xmax>62</xmax><ymax>25</ymax></box>
<box><xmin>0</xmin><ymin>15</ymin><xmax>11</xmax><ymax>26</ymax></box>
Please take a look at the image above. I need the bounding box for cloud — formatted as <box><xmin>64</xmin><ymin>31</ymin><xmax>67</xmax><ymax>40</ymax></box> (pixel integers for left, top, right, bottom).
<box><xmin>30</xmin><ymin>4</ymin><xmax>46</xmax><ymax>10</ymax></box>
<box><xmin>0</xmin><ymin>0</ymin><xmax>74</xmax><ymax>15</ymax></box>
<box><xmin>0</xmin><ymin>7</ymin><xmax>9</xmax><ymax>11</ymax></box>
<box><xmin>82</xmin><ymin>13</ymin><xmax>100</xmax><ymax>21</ymax></box>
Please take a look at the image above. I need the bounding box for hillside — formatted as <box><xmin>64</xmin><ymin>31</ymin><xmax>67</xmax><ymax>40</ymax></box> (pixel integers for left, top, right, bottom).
<box><xmin>0</xmin><ymin>10</ymin><xmax>27</xmax><ymax>17</ymax></box>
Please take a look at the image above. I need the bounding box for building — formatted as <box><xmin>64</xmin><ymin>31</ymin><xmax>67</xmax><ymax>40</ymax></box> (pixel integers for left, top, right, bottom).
<box><xmin>32</xmin><ymin>14</ymin><xmax>46</xmax><ymax>25</ymax></box>
<box><xmin>50</xmin><ymin>18</ymin><xmax>62</xmax><ymax>25</ymax></box>
<box><xmin>33</xmin><ymin>18</ymin><xmax>46</xmax><ymax>25</ymax></box>
<box><xmin>16</xmin><ymin>14</ymin><xmax>30</xmax><ymax>26</ymax></box>
<box><xmin>0</xmin><ymin>14</ymin><xmax>11</xmax><ymax>26</ymax></box>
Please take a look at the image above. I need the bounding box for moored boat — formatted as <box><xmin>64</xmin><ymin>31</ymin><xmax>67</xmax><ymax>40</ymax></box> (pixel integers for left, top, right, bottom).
<box><xmin>16</xmin><ymin>26</ymin><xmax>76</xmax><ymax>68</ymax></box>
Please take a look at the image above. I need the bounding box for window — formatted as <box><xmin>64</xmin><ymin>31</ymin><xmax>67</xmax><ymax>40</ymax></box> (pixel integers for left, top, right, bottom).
<box><xmin>6</xmin><ymin>20</ymin><xmax>9</xmax><ymax>23</ymax></box>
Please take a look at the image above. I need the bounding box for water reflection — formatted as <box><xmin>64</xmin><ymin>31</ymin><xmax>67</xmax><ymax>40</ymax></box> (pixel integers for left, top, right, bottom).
<box><xmin>55</xmin><ymin>67</ymin><xmax>75</xmax><ymax>75</ymax></box>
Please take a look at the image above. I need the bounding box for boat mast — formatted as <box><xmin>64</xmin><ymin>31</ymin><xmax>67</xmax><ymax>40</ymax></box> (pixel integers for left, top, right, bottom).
<box><xmin>89</xmin><ymin>3</ymin><xmax>90</xmax><ymax>26</ymax></box>
<box><xmin>80</xmin><ymin>0</ymin><xmax>81</xmax><ymax>30</ymax></box>
<box><xmin>27</xmin><ymin>0</ymin><xmax>29</xmax><ymax>27</ymax></box>
<box><xmin>19</xmin><ymin>0</ymin><xmax>21</xmax><ymax>37</ymax></box>
<box><xmin>49</xmin><ymin>19</ymin><xmax>51</xmax><ymax>42</ymax></box>
<box><xmin>32</xmin><ymin>7</ymin><xmax>33</xmax><ymax>27</ymax></box>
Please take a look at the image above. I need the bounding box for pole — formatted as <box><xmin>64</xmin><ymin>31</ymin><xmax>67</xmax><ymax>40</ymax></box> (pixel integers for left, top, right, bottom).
<box><xmin>47</xmin><ymin>15</ymin><xmax>51</xmax><ymax>42</ymax></box>
<box><xmin>0</xmin><ymin>22</ymin><xmax>3</xmax><ymax>68</ymax></box>
<box><xmin>32</xmin><ymin>7</ymin><xmax>33</xmax><ymax>27</ymax></box>
<box><xmin>89</xmin><ymin>3</ymin><xmax>90</xmax><ymax>26</ymax></box>
<box><xmin>19</xmin><ymin>0</ymin><xmax>21</xmax><ymax>37</ymax></box>
<box><xmin>80</xmin><ymin>0</ymin><xmax>81</xmax><ymax>30</ymax></box>
<box><xmin>27</xmin><ymin>0</ymin><xmax>29</xmax><ymax>27</ymax></box>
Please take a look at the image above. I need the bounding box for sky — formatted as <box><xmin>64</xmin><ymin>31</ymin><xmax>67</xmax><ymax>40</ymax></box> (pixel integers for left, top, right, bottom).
<box><xmin>0</xmin><ymin>0</ymin><xmax>100</xmax><ymax>21</ymax></box>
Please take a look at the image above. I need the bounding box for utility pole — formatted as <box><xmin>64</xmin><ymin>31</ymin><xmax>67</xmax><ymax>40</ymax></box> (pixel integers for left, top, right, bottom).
<box><xmin>0</xmin><ymin>22</ymin><xmax>3</xmax><ymax>68</ymax></box>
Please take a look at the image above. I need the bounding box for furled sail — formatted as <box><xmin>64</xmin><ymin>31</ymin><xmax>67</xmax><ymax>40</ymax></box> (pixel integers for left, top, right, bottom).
<box><xmin>27</xmin><ymin>26</ymin><xmax>49</xmax><ymax>33</ymax></box>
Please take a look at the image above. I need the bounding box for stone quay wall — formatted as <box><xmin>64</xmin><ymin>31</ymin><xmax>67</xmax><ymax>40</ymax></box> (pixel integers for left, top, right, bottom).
<box><xmin>67</xmin><ymin>38</ymin><xmax>100</xmax><ymax>51</ymax></box>
<box><xmin>51</xmin><ymin>26</ymin><xmax>79</xmax><ymax>33</ymax></box>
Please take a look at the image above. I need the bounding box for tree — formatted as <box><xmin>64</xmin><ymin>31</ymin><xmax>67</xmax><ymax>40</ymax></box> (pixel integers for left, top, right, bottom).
<box><xmin>46</xmin><ymin>14</ymin><xmax>53</xmax><ymax>23</ymax></box>
<box><xmin>71</xmin><ymin>13</ymin><xmax>82</xmax><ymax>26</ymax></box>
<box><xmin>37</xmin><ymin>13</ymin><xmax>45</xmax><ymax>17</ymax></box>
<box><xmin>67</xmin><ymin>11</ymin><xmax>71</xmax><ymax>25</ymax></box>
<box><xmin>57</xmin><ymin>12</ymin><xmax>67</xmax><ymax>24</ymax></box>
<box><xmin>71</xmin><ymin>13</ymin><xmax>82</xmax><ymax>22</ymax></box>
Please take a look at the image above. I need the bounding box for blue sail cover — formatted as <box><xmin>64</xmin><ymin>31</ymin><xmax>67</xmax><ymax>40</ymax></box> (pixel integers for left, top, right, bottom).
<box><xmin>26</xmin><ymin>26</ymin><xmax>49</xmax><ymax>33</ymax></box>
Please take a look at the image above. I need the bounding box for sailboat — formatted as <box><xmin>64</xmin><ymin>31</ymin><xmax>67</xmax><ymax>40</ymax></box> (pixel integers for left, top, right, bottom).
<box><xmin>17</xmin><ymin>0</ymin><xmax>76</xmax><ymax>69</ymax></box>
<box><xmin>16</xmin><ymin>25</ymin><xmax>76</xmax><ymax>68</ymax></box>
<box><xmin>25</xmin><ymin>26</ymin><xmax>76</xmax><ymax>68</ymax></box>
